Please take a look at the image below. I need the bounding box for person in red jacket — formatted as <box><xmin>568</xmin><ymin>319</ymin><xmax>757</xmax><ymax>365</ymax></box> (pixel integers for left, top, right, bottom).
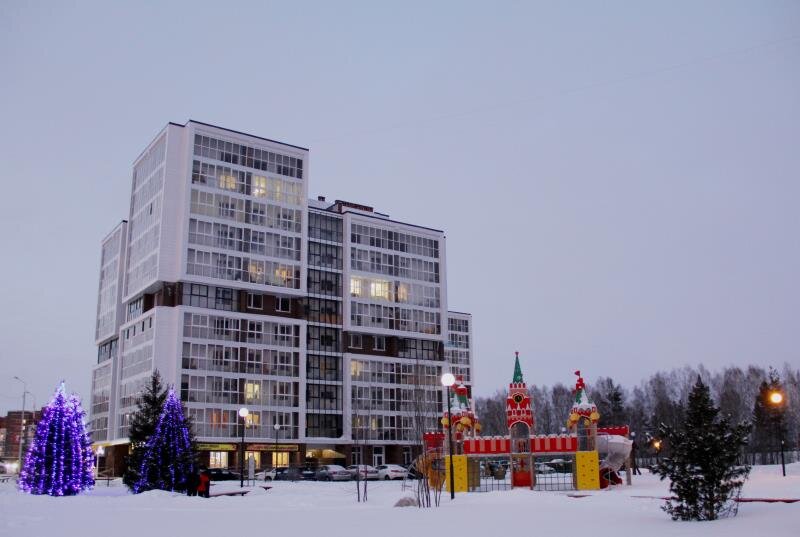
<box><xmin>197</xmin><ymin>468</ymin><xmax>211</xmax><ymax>498</ymax></box>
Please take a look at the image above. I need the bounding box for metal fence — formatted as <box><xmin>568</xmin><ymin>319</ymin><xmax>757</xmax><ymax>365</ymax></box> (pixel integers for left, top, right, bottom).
<box><xmin>466</xmin><ymin>456</ymin><xmax>512</xmax><ymax>492</ymax></box>
<box><xmin>533</xmin><ymin>455</ymin><xmax>575</xmax><ymax>491</ymax></box>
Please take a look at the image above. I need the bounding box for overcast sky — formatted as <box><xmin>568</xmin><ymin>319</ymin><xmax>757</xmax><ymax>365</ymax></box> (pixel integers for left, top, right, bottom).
<box><xmin>0</xmin><ymin>1</ymin><xmax>798</xmax><ymax>412</ymax></box>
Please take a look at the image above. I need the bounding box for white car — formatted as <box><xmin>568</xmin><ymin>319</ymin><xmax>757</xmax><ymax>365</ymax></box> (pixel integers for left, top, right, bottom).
<box><xmin>346</xmin><ymin>464</ymin><xmax>379</xmax><ymax>480</ymax></box>
<box><xmin>255</xmin><ymin>468</ymin><xmax>278</xmax><ymax>481</ymax></box>
<box><xmin>376</xmin><ymin>464</ymin><xmax>408</xmax><ymax>480</ymax></box>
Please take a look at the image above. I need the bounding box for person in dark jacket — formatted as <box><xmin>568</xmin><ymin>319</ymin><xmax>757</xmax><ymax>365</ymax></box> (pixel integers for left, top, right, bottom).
<box><xmin>631</xmin><ymin>440</ymin><xmax>642</xmax><ymax>475</ymax></box>
<box><xmin>186</xmin><ymin>468</ymin><xmax>199</xmax><ymax>496</ymax></box>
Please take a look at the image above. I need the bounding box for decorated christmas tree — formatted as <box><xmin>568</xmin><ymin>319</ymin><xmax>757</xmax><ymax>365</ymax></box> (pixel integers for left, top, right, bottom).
<box><xmin>655</xmin><ymin>376</ymin><xmax>751</xmax><ymax>521</ymax></box>
<box><xmin>18</xmin><ymin>383</ymin><xmax>95</xmax><ymax>496</ymax></box>
<box><xmin>133</xmin><ymin>389</ymin><xmax>196</xmax><ymax>493</ymax></box>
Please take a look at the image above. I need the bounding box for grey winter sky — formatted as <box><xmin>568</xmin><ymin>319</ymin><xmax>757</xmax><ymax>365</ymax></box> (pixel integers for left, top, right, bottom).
<box><xmin>0</xmin><ymin>1</ymin><xmax>798</xmax><ymax>412</ymax></box>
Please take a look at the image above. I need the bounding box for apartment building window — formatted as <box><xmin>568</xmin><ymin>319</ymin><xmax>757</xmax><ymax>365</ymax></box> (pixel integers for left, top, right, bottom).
<box><xmin>349</xmin><ymin>334</ymin><xmax>362</xmax><ymax>349</ymax></box>
<box><xmin>306</xmin><ymin>384</ymin><xmax>342</xmax><ymax>411</ymax></box>
<box><xmin>308</xmin><ymin>212</ymin><xmax>343</xmax><ymax>243</ymax></box>
<box><xmin>247</xmin><ymin>293</ymin><xmax>263</xmax><ymax>309</ymax></box>
<box><xmin>374</xmin><ymin>336</ymin><xmax>386</xmax><ymax>352</ymax></box>
<box><xmin>307</xmin><ymin>326</ymin><xmax>340</xmax><ymax>353</ymax></box>
<box><xmin>303</xmin><ymin>298</ymin><xmax>341</xmax><ymax>324</ymax></box>
<box><xmin>306</xmin><ymin>414</ymin><xmax>343</xmax><ymax>438</ymax></box>
<box><xmin>276</xmin><ymin>297</ymin><xmax>291</xmax><ymax>313</ymax></box>
<box><xmin>308</xmin><ymin>269</ymin><xmax>341</xmax><ymax>296</ymax></box>
<box><xmin>307</xmin><ymin>355</ymin><xmax>342</xmax><ymax>381</ymax></box>
<box><xmin>215</xmin><ymin>287</ymin><xmax>234</xmax><ymax>311</ymax></box>
<box><xmin>308</xmin><ymin>242</ymin><xmax>342</xmax><ymax>270</ymax></box>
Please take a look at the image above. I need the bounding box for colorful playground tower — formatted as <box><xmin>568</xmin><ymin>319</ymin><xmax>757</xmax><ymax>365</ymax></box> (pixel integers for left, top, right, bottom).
<box><xmin>432</xmin><ymin>353</ymin><xmax>631</xmax><ymax>492</ymax></box>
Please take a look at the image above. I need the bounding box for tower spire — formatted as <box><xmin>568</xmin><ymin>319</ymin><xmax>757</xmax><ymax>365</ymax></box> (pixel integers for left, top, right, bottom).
<box><xmin>512</xmin><ymin>351</ymin><xmax>524</xmax><ymax>383</ymax></box>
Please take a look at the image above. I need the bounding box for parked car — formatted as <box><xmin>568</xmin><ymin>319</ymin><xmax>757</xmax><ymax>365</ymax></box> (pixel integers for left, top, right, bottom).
<box><xmin>255</xmin><ymin>468</ymin><xmax>278</xmax><ymax>481</ymax></box>
<box><xmin>534</xmin><ymin>463</ymin><xmax>555</xmax><ymax>474</ymax></box>
<box><xmin>315</xmin><ymin>464</ymin><xmax>352</xmax><ymax>481</ymax></box>
<box><xmin>377</xmin><ymin>464</ymin><xmax>409</xmax><ymax>480</ymax></box>
<box><xmin>345</xmin><ymin>464</ymin><xmax>379</xmax><ymax>480</ymax></box>
<box><xmin>300</xmin><ymin>466</ymin><xmax>318</xmax><ymax>481</ymax></box>
<box><xmin>208</xmin><ymin>468</ymin><xmax>240</xmax><ymax>481</ymax></box>
<box><xmin>546</xmin><ymin>458</ymin><xmax>571</xmax><ymax>473</ymax></box>
<box><xmin>274</xmin><ymin>467</ymin><xmax>302</xmax><ymax>481</ymax></box>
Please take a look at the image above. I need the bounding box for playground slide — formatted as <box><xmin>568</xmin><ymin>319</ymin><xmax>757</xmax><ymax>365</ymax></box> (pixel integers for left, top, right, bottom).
<box><xmin>596</xmin><ymin>434</ymin><xmax>633</xmax><ymax>472</ymax></box>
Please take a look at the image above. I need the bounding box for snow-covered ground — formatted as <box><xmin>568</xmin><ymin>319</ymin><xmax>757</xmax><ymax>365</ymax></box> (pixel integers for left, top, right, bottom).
<box><xmin>1</xmin><ymin>464</ymin><xmax>797</xmax><ymax>537</ymax></box>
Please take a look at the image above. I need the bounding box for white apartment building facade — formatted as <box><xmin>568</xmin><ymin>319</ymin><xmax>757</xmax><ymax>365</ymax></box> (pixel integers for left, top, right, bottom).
<box><xmin>90</xmin><ymin>120</ymin><xmax>473</xmax><ymax>473</ymax></box>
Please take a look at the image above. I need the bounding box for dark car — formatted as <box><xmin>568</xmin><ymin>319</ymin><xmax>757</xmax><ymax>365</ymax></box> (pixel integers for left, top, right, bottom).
<box><xmin>274</xmin><ymin>467</ymin><xmax>302</xmax><ymax>481</ymax></box>
<box><xmin>300</xmin><ymin>466</ymin><xmax>317</xmax><ymax>481</ymax></box>
<box><xmin>208</xmin><ymin>468</ymin><xmax>241</xmax><ymax>481</ymax></box>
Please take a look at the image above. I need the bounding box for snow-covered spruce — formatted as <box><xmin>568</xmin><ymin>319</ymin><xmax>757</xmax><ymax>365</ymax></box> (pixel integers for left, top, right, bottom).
<box><xmin>654</xmin><ymin>376</ymin><xmax>751</xmax><ymax>520</ymax></box>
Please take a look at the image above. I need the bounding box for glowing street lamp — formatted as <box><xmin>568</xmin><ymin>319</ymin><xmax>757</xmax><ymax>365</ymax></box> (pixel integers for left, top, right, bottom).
<box><xmin>653</xmin><ymin>439</ymin><xmax>662</xmax><ymax>465</ymax></box>
<box><xmin>441</xmin><ymin>372</ymin><xmax>456</xmax><ymax>500</ymax></box>
<box><xmin>768</xmin><ymin>390</ymin><xmax>786</xmax><ymax>477</ymax></box>
<box><xmin>273</xmin><ymin>423</ymin><xmax>281</xmax><ymax>469</ymax></box>
<box><xmin>238</xmin><ymin>407</ymin><xmax>249</xmax><ymax>488</ymax></box>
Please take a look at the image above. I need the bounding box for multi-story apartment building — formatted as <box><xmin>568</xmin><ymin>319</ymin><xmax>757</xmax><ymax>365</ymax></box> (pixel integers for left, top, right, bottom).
<box><xmin>90</xmin><ymin>120</ymin><xmax>473</xmax><ymax>473</ymax></box>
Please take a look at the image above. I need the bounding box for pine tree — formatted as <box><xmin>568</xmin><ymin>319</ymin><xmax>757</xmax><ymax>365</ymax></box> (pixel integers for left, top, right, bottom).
<box><xmin>123</xmin><ymin>371</ymin><xmax>168</xmax><ymax>490</ymax></box>
<box><xmin>133</xmin><ymin>389</ymin><xmax>196</xmax><ymax>493</ymax></box>
<box><xmin>654</xmin><ymin>377</ymin><xmax>751</xmax><ymax>521</ymax></box>
<box><xmin>18</xmin><ymin>383</ymin><xmax>95</xmax><ymax>496</ymax></box>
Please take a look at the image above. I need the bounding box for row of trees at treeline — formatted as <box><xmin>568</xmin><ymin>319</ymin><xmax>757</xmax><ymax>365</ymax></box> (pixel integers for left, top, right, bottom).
<box><xmin>474</xmin><ymin>363</ymin><xmax>798</xmax><ymax>457</ymax></box>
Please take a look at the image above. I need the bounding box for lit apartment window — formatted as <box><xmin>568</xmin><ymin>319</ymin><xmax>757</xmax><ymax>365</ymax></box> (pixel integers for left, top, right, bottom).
<box><xmin>219</xmin><ymin>173</ymin><xmax>237</xmax><ymax>191</ymax></box>
<box><xmin>245</xmin><ymin>382</ymin><xmax>260</xmax><ymax>402</ymax></box>
<box><xmin>350</xmin><ymin>277</ymin><xmax>362</xmax><ymax>297</ymax></box>
<box><xmin>252</xmin><ymin>175</ymin><xmax>267</xmax><ymax>197</ymax></box>
<box><xmin>369</xmin><ymin>279</ymin><xmax>391</xmax><ymax>300</ymax></box>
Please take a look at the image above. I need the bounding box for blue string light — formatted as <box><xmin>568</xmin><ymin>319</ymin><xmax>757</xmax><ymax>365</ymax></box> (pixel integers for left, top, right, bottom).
<box><xmin>18</xmin><ymin>382</ymin><xmax>95</xmax><ymax>496</ymax></box>
<box><xmin>133</xmin><ymin>389</ymin><xmax>194</xmax><ymax>493</ymax></box>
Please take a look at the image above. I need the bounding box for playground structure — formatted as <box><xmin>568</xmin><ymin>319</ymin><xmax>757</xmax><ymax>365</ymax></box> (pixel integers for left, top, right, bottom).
<box><xmin>422</xmin><ymin>353</ymin><xmax>633</xmax><ymax>493</ymax></box>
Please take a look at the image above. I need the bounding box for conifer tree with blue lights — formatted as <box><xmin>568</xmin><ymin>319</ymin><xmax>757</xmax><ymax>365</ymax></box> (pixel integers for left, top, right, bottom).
<box><xmin>18</xmin><ymin>383</ymin><xmax>95</xmax><ymax>496</ymax></box>
<box><xmin>133</xmin><ymin>389</ymin><xmax>196</xmax><ymax>493</ymax></box>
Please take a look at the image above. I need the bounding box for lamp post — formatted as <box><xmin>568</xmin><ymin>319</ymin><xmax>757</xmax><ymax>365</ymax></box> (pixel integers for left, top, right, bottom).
<box><xmin>768</xmin><ymin>390</ymin><xmax>786</xmax><ymax>477</ymax></box>
<box><xmin>13</xmin><ymin>376</ymin><xmax>27</xmax><ymax>475</ymax></box>
<box><xmin>653</xmin><ymin>439</ymin><xmax>662</xmax><ymax>466</ymax></box>
<box><xmin>273</xmin><ymin>423</ymin><xmax>281</xmax><ymax>470</ymax></box>
<box><xmin>441</xmin><ymin>372</ymin><xmax>456</xmax><ymax>500</ymax></box>
<box><xmin>238</xmin><ymin>407</ymin><xmax>249</xmax><ymax>488</ymax></box>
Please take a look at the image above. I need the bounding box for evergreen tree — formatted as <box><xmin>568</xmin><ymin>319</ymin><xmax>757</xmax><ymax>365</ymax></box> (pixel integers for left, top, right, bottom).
<box><xmin>123</xmin><ymin>371</ymin><xmax>168</xmax><ymax>490</ymax></box>
<box><xmin>19</xmin><ymin>383</ymin><xmax>95</xmax><ymax>496</ymax></box>
<box><xmin>654</xmin><ymin>377</ymin><xmax>751</xmax><ymax>521</ymax></box>
<box><xmin>133</xmin><ymin>389</ymin><xmax>196</xmax><ymax>493</ymax></box>
<box><xmin>752</xmin><ymin>368</ymin><xmax>785</xmax><ymax>462</ymax></box>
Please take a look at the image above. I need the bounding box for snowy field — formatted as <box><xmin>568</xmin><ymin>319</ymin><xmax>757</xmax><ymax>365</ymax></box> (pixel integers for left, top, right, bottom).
<box><xmin>1</xmin><ymin>464</ymin><xmax>797</xmax><ymax>537</ymax></box>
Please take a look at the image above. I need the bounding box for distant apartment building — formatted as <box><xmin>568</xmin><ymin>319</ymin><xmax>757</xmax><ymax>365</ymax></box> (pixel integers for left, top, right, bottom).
<box><xmin>90</xmin><ymin>120</ymin><xmax>473</xmax><ymax>473</ymax></box>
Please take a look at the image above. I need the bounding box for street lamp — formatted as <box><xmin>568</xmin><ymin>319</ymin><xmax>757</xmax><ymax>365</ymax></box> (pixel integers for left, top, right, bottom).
<box><xmin>653</xmin><ymin>439</ymin><xmax>662</xmax><ymax>466</ymax></box>
<box><xmin>238</xmin><ymin>407</ymin><xmax>249</xmax><ymax>488</ymax></box>
<box><xmin>768</xmin><ymin>390</ymin><xmax>786</xmax><ymax>477</ymax></box>
<box><xmin>13</xmin><ymin>376</ymin><xmax>27</xmax><ymax>475</ymax></box>
<box><xmin>441</xmin><ymin>372</ymin><xmax>456</xmax><ymax>500</ymax></box>
<box><xmin>273</xmin><ymin>423</ymin><xmax>281</xmax><ymax>470</ymax></box>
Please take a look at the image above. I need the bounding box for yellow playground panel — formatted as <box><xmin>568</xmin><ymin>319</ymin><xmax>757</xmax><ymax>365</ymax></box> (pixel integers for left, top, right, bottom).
<box><xmin>575</xmin><ymin>451</ymin><xmax>600</xmax><ymax>490</ymax></box>
<box><xmin>444</xmin><ymin>455</ymin><xmax>469</xmax><ymax>493</ymax></box>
